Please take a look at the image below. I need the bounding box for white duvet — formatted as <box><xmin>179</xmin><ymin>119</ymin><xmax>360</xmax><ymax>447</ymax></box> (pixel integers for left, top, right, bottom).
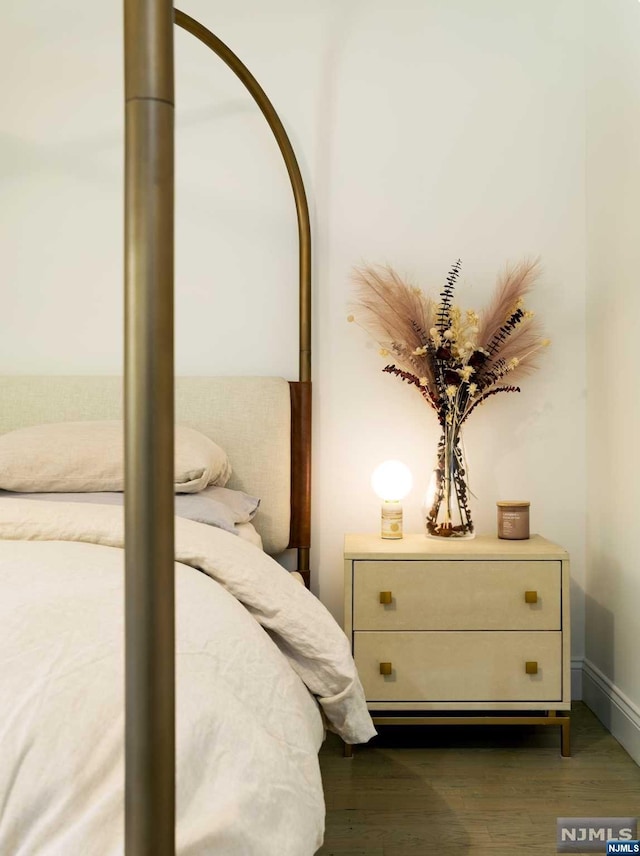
<box><xmin>0</xmin><ymin>499</ymin><xmax>375</xmax><ymax>856</ymax></box>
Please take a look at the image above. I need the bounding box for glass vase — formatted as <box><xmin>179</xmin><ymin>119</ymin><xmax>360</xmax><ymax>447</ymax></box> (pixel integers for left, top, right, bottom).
<box><xmin>424</xmin><ymin>426</ymin><xmax>475</xmax><ymax>539</ymax></box>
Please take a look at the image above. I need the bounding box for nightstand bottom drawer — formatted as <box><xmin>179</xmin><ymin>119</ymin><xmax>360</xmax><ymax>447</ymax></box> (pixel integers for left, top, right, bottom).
<box><xmin>354</xmin><ymin>631</ymin><xmax>562</xmax><ymax>703</ymax></box>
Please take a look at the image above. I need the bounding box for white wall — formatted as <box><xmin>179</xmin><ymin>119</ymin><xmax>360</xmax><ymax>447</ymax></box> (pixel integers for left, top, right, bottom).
<box><xmin>0</xmin><ymin>1</ymin><xmax>587</xmax><ymax>662</ymax></box>
<box><xmin>584</xmin><ymin>0</ymin><xmax>640</xmax><ymax>762</ymax></box>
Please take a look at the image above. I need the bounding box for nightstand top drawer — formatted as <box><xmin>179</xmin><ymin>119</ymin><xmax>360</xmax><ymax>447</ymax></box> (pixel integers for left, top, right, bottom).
<box><xmin>345</xmin><ymin>533</ymin><xmax>568</xmax><ymax>561</ymax></box>
<box><xmin>352</xmin><ymin>560</ymin><xmax>561</xmax><ymax>630</ymax></box>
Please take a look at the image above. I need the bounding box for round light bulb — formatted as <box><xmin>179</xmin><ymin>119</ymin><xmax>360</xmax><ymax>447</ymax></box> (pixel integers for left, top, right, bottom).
<box><xmin>371</xmin><ymin>460</ymin><xmax>413</xmax><ymax>501</ymax></box>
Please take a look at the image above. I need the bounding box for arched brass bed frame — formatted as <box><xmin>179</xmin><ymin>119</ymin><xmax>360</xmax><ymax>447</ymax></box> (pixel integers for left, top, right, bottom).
<box><xmin>124</xmin><ymin>3</ymin><xmax>311</xmax><ymax>852</ymax></box>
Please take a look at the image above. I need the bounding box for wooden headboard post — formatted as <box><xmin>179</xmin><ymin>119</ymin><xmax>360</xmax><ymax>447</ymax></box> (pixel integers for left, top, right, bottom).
<box><xmin>289</xmin><ymin>381</ymin><xmax>311</xmax><ymax>588</ymax></box>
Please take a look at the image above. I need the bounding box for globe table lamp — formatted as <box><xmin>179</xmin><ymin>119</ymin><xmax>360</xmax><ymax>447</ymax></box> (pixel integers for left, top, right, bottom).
<box><xmin>371</xmin><ymin>460</ymin><xmax>413</xmax><ymax>540</ymax></box>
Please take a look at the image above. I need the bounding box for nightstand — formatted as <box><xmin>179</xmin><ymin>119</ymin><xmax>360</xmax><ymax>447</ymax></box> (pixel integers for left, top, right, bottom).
<box><xmin>344</xmin><ymin>533</ymin><xmax>571</xmax><ymax>756</ymax></box>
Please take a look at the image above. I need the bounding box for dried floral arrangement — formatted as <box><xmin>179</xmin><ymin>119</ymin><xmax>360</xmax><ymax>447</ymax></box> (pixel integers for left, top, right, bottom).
<box><xmin>348</xmin><ymin>258</ymin><xmax>549</xmax><ymax>538</ymax></box>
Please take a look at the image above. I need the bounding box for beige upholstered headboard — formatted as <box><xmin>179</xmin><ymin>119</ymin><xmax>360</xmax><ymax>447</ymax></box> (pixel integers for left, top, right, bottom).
<box><xmin>0</xmin><ymin>376</ymin><xmax>291</xmax><ymax>556</ymax></box>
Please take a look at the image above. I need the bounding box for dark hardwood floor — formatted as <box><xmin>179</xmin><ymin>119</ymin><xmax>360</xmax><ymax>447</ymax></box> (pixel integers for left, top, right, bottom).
<box><xmin>318</xmin><ymin>703</ymin><xmax>640</xmax><ymax>855</ymax></box>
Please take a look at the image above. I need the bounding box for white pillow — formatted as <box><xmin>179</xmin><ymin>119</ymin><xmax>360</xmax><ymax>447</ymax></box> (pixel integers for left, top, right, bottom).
<box><xmin>198</xmin><ymin>485</ymin><xmax>260</xmax><ymax>523</ymax></box>
<box><xmin>0</xmin><ymin>421</ymin><xmax>231</xmax><ymax>493</ymax></box>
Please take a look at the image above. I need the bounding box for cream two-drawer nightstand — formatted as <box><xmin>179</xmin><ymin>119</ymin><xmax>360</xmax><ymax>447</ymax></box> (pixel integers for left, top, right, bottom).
<box><xmin>344</xmin><ymin>533</ymin><xmax>571</xmax><ymax>756</ymax></box>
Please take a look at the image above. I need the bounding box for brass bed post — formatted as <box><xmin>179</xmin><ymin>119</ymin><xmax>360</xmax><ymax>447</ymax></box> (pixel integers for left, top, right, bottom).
<box><xmin>173</xmin><ymin>10</ymin><xmax>312</xmax><ymax>585</ymax></box>
<box><xmin>124</xmin><ymin>2</ymin><xmax>176</xmax><ymax>854</ymax></box>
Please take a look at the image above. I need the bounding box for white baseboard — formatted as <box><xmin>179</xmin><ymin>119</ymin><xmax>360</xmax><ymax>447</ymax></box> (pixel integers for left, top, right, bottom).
<box><xmin>582</xmin><ymin>658</ymin><xmax>640</xmax><ymax>766</ymax></box>
<box><xmin>571</xmin><ymin>658</ymin><xmax>583</xmax><ymax>700</ymax></box>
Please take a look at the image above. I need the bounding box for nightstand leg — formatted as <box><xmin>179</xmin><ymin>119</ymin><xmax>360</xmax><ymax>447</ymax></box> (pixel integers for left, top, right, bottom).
<box><xmin>343</xmin><ymin>741</ymin><xmax>353</xmax><ymax>758</ymax></box>
<box><xmin>561</xmin><ymin>719</ymin><xmax>571</xmax><ymax>757</ymax></box>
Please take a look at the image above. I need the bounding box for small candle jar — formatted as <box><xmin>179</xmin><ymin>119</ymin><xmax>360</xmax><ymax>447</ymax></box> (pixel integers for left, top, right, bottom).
<box><xmin>497</xmin><ymin>501</ymin><xmax>530</xmax><ymax>540</ymax></box>
<box><xmin>381</xmin><ymin>500</ymin><xmax>403</xmax><ymax>539</ymax></box>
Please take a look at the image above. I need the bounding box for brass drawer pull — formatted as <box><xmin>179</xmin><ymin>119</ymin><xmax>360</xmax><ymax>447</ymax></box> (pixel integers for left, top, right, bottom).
<box><xmin>525</xmin><ymin>661</ymin><xmax>538</xmax><ymax>675</ymax></box>
<box><xmin>524</xmin><ymin>590</ymin><xmax>538</xmax><ymax>604</ymax></box>
<box><xmin>379</xmin><ymin>591</ymin><xmax>393</xmax><ymax>604</ymax></box>
<box><xmin>379</xmin><ymin>662</ymin><xmax>393</xmax><ymax>676</ymax></box>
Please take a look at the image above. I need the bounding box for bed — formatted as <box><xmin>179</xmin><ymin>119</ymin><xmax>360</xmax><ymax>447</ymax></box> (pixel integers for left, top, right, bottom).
<box><xmin>0</xmin><ymin>376</ymin><xmax>375</xmax><ymax>855</ymax></box>
<box><xmin>1</xmin><ymin>3</ymin><xmax>373</xmax><ymax>854</ymax></box>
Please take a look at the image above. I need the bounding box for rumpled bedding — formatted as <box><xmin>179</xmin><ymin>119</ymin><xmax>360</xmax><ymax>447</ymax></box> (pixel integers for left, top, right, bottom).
<box><xmin>0</xmin><ymin>499</ymin><xmax>375</xmax><ymax>856</ymax></box>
